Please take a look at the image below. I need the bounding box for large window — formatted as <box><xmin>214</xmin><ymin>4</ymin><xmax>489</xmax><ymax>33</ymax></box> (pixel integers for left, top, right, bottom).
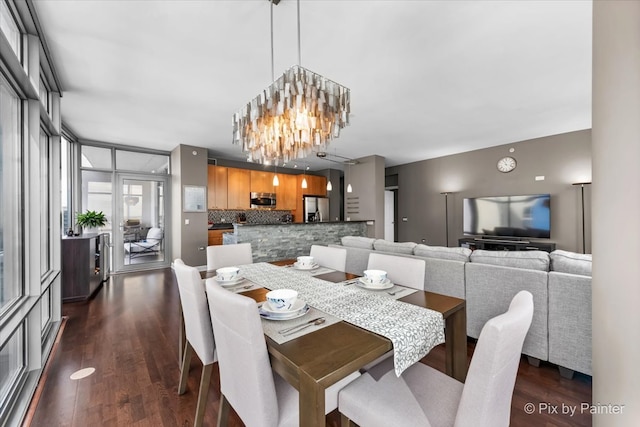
<box><xmin>0</xmin><ymin>75</ymin><xmax>22</xmax><ymax>313</ymax></box>
<box><xmin>40</xmin><ymin>128</ymin><xmax>52</xmax><ymax>277</ymax></box>
<box><xmin>0</xmin><ymin>326</ymin><xmax>24</xmax><ymax>410</ymax></box>
<box><xmin>0</xmin><ymin>0</ymin><xmax>21</xmax><ymax>59</ymax></box>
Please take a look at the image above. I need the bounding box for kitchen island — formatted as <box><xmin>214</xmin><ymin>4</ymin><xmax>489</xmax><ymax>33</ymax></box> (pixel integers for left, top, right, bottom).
<box><xmin>223</xmin><ymin>221</ymin><xmax>372</xmax><ymax>262</ymax></box>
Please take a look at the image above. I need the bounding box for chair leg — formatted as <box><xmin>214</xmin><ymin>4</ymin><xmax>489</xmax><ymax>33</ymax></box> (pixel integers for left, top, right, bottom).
<box><xmin>194</xmin><ymin>363</ymin><xmax>213</xmax><ymax>427</ymax></box>
<box><xmin>178</xmin><ymin>342</ymin><xmax>193</xmax><ymax>395</ymax></box>
<box><xmin>217</xmin><ymin>393</ymin><xmax>231</xmax><ymax>427</ymax></box>
<box><xmin>341</xmin><ymin>413</ymin><xmax>358</xmax><ymax>427</ymax></box>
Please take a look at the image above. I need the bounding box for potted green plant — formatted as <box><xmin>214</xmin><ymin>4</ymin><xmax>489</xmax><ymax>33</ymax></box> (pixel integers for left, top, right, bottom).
<box><xmin>76</xmin><ymin>210</ymin><xmax>107</xmax><ymax>234</ymax></box>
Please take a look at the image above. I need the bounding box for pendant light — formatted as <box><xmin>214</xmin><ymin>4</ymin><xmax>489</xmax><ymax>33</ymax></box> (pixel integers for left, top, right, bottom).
<box><xmin>346</xmin><ymin>161</ymin><xmax>353</xmax><ymax>193</ymax></box>
<box><xmin>301</xmin><ymin>163</ymin><xmax>308</xmax><ymax>189</ymax></box>
<box><xmin>273</xmin><ymin>162</ymin><xmax>279</xmax><ymax>186</ymax></box>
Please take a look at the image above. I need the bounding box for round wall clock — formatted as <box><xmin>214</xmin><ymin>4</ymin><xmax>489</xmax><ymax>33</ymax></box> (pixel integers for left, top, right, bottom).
<box><xmin>497</xmin><ymin>156</ymin><xmax>517</xmax><ymax>173</ymax></box>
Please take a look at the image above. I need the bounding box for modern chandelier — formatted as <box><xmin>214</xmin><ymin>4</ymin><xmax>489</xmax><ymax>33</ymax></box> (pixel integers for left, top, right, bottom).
<box><xmin>232</xmin><ymin>0</ymin><xmax>350</xmax><ymax>164</ymax></box>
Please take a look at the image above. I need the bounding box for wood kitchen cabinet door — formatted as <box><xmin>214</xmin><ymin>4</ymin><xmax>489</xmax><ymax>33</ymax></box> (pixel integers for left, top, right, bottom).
<box><xmin>276</xmin><ymin>173</ymin><xmax>297</xmax><ymax>210</ymax></box>
<box><xmin>207</xmin><ymin>165</ymin><xmax>228</xmax><ymax>209</ymax></box>
<box><xmin>250</xmin><ymin>170</ymin><xmax>276</xmax><ymax>194</ymax></box>
<box><xmin>213</xmin><ymin>166</ymin><xmax>228</xmax><ymax>209</ymax></box>
<box><xmin>227</xmin><ymin>168</ymin><xmax>251</xmax><ymax>209</ymax></box>
<box><xmin>306</xmin><ymin>175</ymin><xmax>327</xmax><ymax>196</ymax></box>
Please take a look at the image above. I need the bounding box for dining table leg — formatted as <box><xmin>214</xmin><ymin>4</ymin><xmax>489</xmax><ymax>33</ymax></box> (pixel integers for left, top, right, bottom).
<box><xmin>445</xmin><ymin>304</ymin><xmax>468</xmax><ymax>382</ymax></box>
<box><xmin>298</xmin><ymin>368</ymin><xmax>326</xmax><ymax>427</ymax></box>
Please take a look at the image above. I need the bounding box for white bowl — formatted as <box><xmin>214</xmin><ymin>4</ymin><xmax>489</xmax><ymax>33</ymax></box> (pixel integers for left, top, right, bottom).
<box><xmin>216</xmin><ymin>266</ymin><xmax>240</xmax><ymax>282</ymax></box>
<box><xmin>266</xmin><ymin>289</ymin><xmax>298</xmax><ymax>312</ymax></box>
<box><xmin>363</xmin><ymin>269</ymin><xmax>388</xmax><ymax>285</ymax></box>
<box><xmin>297</xmin><ymin>256</ymin><xmax>315</xmax><ymax>267</ymax></box>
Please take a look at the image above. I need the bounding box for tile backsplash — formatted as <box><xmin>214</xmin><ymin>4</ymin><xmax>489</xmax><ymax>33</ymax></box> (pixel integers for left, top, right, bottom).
<box><xmin>208</xmin><ymin>209</ymin><xmax>292</xmax><ymax>224</ymax></box>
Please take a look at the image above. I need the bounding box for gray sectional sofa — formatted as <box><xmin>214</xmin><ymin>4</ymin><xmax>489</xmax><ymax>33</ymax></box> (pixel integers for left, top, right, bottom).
<box><xmin>329</xmin><ymin>237</ymin><xmax>592</xmax><ymax>378</ymax></box>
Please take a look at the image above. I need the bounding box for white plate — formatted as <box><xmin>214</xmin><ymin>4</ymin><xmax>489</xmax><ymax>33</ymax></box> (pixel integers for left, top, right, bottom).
<box><xmin>293</xmin><ymin>262</ymin><xmax>319</xmax><ymax>271</ymax></box>
<box><xmin>260</xmin><ymin>303</ymin><xmax>310</xmax><ymax>321</ymax></box>
<box><xmin>260</xmin><ymin>299</ymin><xmax>307</xmax><ymax>316</ymax></box>
<box><xmin>356</xmin><ymin>277</ymin><xmax>394</xmax><ymax>290</ymax></box>
<box><xmin>214</xmin><ymin>276</ymin><xmax>246</xmax><ymax>287</ymax></box>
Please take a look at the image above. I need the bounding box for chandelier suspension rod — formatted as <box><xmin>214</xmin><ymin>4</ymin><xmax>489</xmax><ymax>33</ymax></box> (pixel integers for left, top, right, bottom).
<box><xmin>297</xmin><ymin>0</ymin><xmax>301</xmax><ymax>66</ymax></box>
<box><xmin>270</xmin><ymin>0</ymin><xmax>275</xmax><ymax>81</ymax></box>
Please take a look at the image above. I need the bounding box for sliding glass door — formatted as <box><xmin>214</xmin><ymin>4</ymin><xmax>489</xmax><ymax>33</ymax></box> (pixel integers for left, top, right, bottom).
<box><xmin>113</xmin><ymin>174</ymin><xmax>169</xmax><ymax>272</ymax></box>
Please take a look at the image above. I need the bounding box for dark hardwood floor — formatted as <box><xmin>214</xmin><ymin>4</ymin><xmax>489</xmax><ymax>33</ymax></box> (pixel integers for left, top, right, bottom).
<box><xmin>28</xmin><ymin>268</ymin><xmax>591</xmax><ymax>426</ymax></box>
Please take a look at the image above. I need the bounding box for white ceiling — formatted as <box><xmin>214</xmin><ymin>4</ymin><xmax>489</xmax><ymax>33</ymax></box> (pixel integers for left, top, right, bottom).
<box><xmin>33</xmin><ymin>0</ymin><xmax>592</xmax><ymax>171</ymax></box>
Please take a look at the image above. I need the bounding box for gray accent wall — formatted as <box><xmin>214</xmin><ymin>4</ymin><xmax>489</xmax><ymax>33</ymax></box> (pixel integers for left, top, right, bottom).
<box><xmin>387</xmin><ymin>130</ymin><xmax>591</xmax><ymax>252</ymax></box>
<box><xmin>344</xmin><ymin>155</ymin><xmax>386</xmax><ymax>238</ymax></box>
<box><xmin>171</xmin><ymin>144</ymin><xmax>208</xmax><ymax>265</ymax></box>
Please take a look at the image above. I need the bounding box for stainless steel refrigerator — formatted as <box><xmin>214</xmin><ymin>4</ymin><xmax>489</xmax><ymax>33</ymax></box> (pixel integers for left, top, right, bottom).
<box><xmin>303</xmin><ymin>196</ymin><xmax>330</xmax><ymax>222</ymax></box>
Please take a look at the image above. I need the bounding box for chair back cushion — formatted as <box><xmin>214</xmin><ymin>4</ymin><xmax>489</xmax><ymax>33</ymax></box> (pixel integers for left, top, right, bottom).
<box><xmin>173</xmin><ymin>259</ymin><xmax>216</xmax><ymax>364</ymax></box>
<box><xmin>455</xmin><ymin>291</ymin><xmax>534</xmax><ymax>427</ymax></box>
<box><xmin>146</xmin><ymin>227</ymin><xmax>163</xmax><ymax>241</ymax></box>
<box><xmin>205</xmin><ymin>281</ymin><xmax>279</xmax><ymax>426</ymax></box>
<box><xmin>206</xmin><ymin>243</ymin><xmax>253</xmax><ymax>271</ymax></box>
<box><xmin>310</xmin><ymin>245</ymin><xmax>347</xmax><ymax>271</ymax></box>
<box><xmin>367</xmin><ymin>253</ymin><xmax>426</xmax><ymax>290</ymax></box>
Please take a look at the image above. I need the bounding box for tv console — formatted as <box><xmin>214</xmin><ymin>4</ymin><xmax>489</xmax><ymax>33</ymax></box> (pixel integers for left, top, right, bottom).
<box><xmin>458</xmin><ymin>237</ymin><xmax>556</xmax><ymax>253</ymax></box>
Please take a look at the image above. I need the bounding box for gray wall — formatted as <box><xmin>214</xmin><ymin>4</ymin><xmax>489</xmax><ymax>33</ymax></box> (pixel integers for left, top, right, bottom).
<box><xmin>345</xmin><ymin>155</ymin><xmax>386</xmax><ymax>238</ymax></box>
<box><xmin>387</xmin><ymin>130</ymin><xmax>591</xmax><ymax>252</ymax></box>
<box><xmin>592</xmin><ymin>2</ymin><xmax>640</xmax><ymax>425</ymax></box>
<box><xmin>171</xmin><ymin>144</ymin><xmax>208</xmax><ymax>265</ymax></box>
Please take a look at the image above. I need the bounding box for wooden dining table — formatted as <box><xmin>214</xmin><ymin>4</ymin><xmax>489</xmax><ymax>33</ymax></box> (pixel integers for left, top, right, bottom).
<box><xmin>198</xmin><ymin>259</ymin><xmax>467</xmax><ymax>427</ymax></box>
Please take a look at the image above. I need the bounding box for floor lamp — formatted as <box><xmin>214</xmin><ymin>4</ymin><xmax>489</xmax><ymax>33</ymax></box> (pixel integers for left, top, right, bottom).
<box><xmin>572</xmin><ymin>182</ymin><xmax>591</xmax><ymax>254</ymax></box>
<box><xmin>440</xmin><ymin>192</ymin><xmax>450</xmax><ymax>247</ymax></box>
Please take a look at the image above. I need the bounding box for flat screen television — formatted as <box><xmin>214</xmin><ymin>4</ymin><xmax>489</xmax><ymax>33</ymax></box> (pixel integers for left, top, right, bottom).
<box><xmin>463</xmin><ymin>194</ymin><xmax>551</xmax><ymax>239</ymax></box>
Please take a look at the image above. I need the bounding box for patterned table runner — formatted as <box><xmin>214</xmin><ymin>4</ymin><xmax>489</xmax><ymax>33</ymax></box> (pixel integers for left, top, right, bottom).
<box><xmin>239</xmin><ymin>262</ymin><xmax>445</xmax><ymax>376</ymax></box>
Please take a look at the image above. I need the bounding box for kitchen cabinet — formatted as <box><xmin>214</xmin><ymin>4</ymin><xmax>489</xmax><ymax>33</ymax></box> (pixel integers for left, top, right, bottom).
<box><xmin>208</xmin><ymin>229</ymin><xmax>226</xmax><ymax>246</ymax></box>
<box><xmin>250</xmin><ymin>170</ymin><xmax>277</xmax><ymax>194</ymax></box>
<box><xmin>207</xmin><ymin>165</ymin><xmax>228</xmax><ymax>209</ymax></box>
<box><xmin>298</xmin><ymin>174</ymin><xmax>327</xmax><ymax>197</ymax></box>
<box><xmin>227</xmin><ymin>167</ymin><xmax>251</xmax><ymax>209</ymax></box>
<box><xmin>276</xmin><ymin>173</ymin><xmax>298</xmax><ymax>210</ymax></box>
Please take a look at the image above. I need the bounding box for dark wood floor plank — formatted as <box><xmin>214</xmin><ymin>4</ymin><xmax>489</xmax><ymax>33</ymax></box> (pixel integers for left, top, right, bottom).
<box><xmin>28</xmin><ymin>267</ymin><xmax>591</xmax><ymax>427</ymax></box>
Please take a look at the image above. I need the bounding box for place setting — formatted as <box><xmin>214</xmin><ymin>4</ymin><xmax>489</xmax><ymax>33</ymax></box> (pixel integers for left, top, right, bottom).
<box><xmin>351</xmin><ymin>269</ymin><xmax>418</xmax><ymax>299</ymax></box>
<box><xmin>258</xmin><ymin>289</ymin><xmax>340</xmax><ymax>343</ymax></box>
<box><xmin>208</xmin><ymin>266</ymin><xmax>260</xmax><ymax>293</ymax></box>
<box><xmin>287</xmin><ymin>255</ymin><xmax>335</xmax><ymax>276</ymax></box>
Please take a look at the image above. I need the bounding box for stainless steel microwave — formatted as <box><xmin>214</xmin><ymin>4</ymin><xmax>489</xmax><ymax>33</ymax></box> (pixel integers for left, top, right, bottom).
<box><xmin>250</xmin><ymin>192</ymin><xmax>276</xmax><ymax>208</ymax></box>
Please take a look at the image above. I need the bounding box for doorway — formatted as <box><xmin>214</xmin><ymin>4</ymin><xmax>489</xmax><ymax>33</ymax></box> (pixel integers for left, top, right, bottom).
<box><xmin>113</xmin><ymin>174</ymin><xmax>170</xmax><ymax>272</ymax></box>
<box><xmin>384</xmin><ymin>190</ymin><xmax>395</xmax><ymax>241</ymax></box>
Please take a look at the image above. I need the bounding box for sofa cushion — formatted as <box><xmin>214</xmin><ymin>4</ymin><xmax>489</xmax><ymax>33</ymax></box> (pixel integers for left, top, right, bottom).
<box><xmin>469</xmin><ymin>249</ymin><xmax>550</xmax><ymax>271</ymax></box>
<box><xmin>550</xmin><ymin>250</ymin><xmax>592</xmax><ymax>276</ymax></box>
<box><xmin>413</xmin><ymin>244</ymin><xmax>472</xmax><ymax>262</ymax></box>
<box><xmin>341</xmin><ymin>236</ymin><xmax>376</xmax><ymax>250</ymax></box>
<box><xmin>373</xmin><ymin>239</ymin><xmax>417</xmax><ymax>255</ymax></box>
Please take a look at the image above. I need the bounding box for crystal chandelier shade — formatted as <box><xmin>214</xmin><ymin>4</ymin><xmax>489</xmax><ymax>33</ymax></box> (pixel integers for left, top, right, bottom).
<box><xmin>232</xmin><ymin>65</ymin><xmax>350</xmax><ymax>164</ymax></box>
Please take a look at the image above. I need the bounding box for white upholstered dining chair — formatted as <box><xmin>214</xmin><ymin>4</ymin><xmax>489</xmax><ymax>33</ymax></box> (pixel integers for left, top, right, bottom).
<box><xmin>174</xmin><ymin>259</ymin><xmax>217</xmax><ymax>427</ymax></box>
<box><xmin>367</xmin><ymin>252</ymin><xmax>426</xmax><ymax>290</ymax></box>
<box><xmin>206</xmin><ymin>242</ymin><xmax>253</xmax><ymax>271</ymax></box>
<box><xmin>205</xmin><ymin>280</ymin><xmax>360</xmax><ymax>427</ymax></box>
<box><xmin>338</xmin><ymin>290</ymin><xmax>534</xmax><ymax>427</ymax></box>
<box><xmin>310</xmin><ymin>244</ymin><xmax>347</xmax><ymax>271</ymax></box>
